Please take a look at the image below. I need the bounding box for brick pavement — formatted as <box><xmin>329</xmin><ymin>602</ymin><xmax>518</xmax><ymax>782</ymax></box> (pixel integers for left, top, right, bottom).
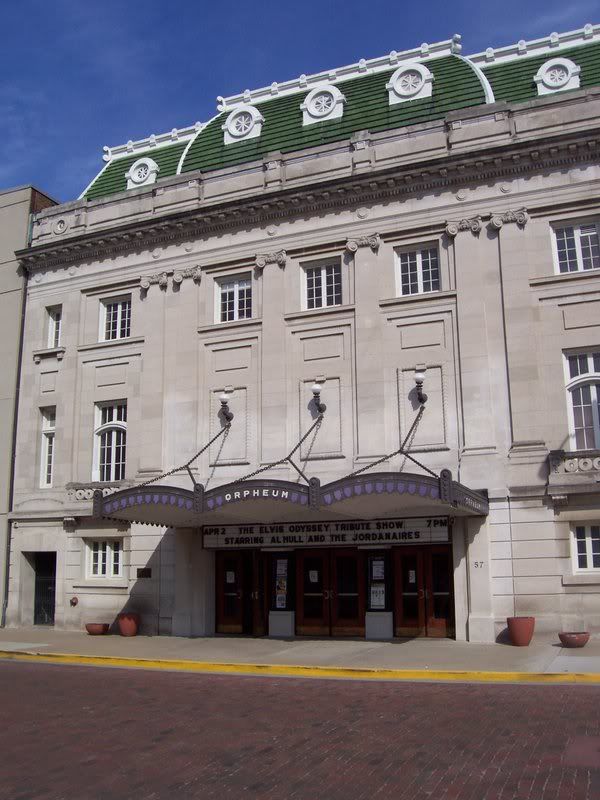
<box><xmin>0</xmin><ymin>661</ymin><xmax>599</xmax><ymax>800</ymax></box>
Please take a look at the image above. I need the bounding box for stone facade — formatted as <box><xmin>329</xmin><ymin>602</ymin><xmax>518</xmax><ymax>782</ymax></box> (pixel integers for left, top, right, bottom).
<box><xmin>6</xmin><ymin>33</ymin><xmax>600</xmax><ymax>641</ymax></box>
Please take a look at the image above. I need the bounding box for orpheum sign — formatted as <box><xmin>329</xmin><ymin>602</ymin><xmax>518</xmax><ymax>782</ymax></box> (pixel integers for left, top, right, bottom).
<box><xmin>203</xmin><ymin>517</ymin><xmax>449</xmax><ymax>549</ymax></box>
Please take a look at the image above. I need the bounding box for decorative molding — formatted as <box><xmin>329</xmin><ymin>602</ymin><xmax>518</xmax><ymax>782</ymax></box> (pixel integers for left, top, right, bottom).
<box><xmin>345</xmin><ymin>233</ymin><xmax>380</xmax><ymax>253</ymax></box>
<box><xmin>469</xmin><ymin>23</ymin><xmax>599</xmax><ymax>65</ymax></box>
<box><xmin>68</xmin><ymin>482</ymin><xmax>132</xmax><ymax>503</ymax></box>
<box><xmin>19</xmin><ymin>136</ymin><xmax>600</xmax><ymax>273</ymax></box>
<box><xmin>255</xmin><ymin>250</ymin><xmax>287</xmax><ymax>271</ymax></box>
<box><xmin>125</xmin><ymin>157</ymin><xmax>160</xmax><ymax>190</ymax></box>
<box><xmin>140</xmin><ymin>265</ymin><xmax>202</xmax><ymax>292</ymax></box>
<box><xmin>489</xmin><ymin>207</ymin><xmax>529</xmax><ymax>229</ymax></box>
<box><xmin>33</xmin><ymin>346</ymin><xmax>66</xmax><ymax>364</ymax></box>
<box><xmin>549</xmin><ymin>450</ymin><xmax>600</xmax><ymax>475</ymax></box>
<box><xmin>102</xmin><ymin>123</ymin><xmax>203</xmax><ymax>162</ymax></box>
<box><xmin>444</xmin><ymin>216</ymin><xmax>482</xmax><ymax>237</ymax></box>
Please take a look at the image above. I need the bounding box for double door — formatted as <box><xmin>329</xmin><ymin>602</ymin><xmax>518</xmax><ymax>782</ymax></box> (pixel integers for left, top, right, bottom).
<box><xmin>296</xmin><ymin>549</ymin><xmax>366</xmax><ymax>636</ymax></box>
<box><xmin>215</xmin><ymin>551</ymin><xmax>267</xmax><ymax>635</ymax></box>
<box><xmin>394</xmin><ymin>545</ymin><xmax>454</xmax><ymax>638</ymax></box>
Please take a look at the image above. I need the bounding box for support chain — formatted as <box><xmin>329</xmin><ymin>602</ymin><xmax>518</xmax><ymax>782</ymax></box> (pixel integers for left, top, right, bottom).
<box><xmin>238</xmin><ymin>414</ymin><xmax>324</xmax><ymax>483</ymax></box>
<box><xmin>346</xmin><ymin>405</ymin><xmax>437</xmax><ymax>479</ymax></box>
<box><xmin>135</xmin><ymin>423</ymin><xmax>231</xmax><ymax>489</ymax></box>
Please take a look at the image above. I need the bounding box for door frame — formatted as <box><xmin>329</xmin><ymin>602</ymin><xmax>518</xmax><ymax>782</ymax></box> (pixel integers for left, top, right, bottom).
<box><xmin>393</xmin><ymin>544</ymin><xmax>455</xmax><ymax>638</ymax></box>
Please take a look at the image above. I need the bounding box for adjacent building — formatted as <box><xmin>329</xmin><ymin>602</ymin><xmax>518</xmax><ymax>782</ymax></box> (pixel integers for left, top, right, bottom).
<box><xmin>0</xmin><ymin>186</ymin><xmax>55</xmax><ymax>626</ymax></box>
<box><xmin>5</xmin><ymin>25</ymin><xmax>600</xmax><ymax>642</ymax></box>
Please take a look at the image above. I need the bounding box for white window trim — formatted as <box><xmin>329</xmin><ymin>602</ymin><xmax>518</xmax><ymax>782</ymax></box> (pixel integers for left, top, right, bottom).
<box><xmin>222</xmin><ymin>105</ymin><xmax>264</xmax><ymax>145</ymax></box>
<box><xmin>563</xmin><ymin>351</ymin><xmax>600</xmax><ymax>451</ymax></box>
<box><xmin>214</xmin><ymin>273</ymin><xmax>253</xmax><ymax>323</ymax></box>
<box><xmin>300</xmin><ymin>84</ymin><xmax>346</xmax><ymax>126</ymax></box>
<box><xmin>46</xmin><ymin>306</ymin><xmax>62</xmax><ymax>349</ymax></box>
<box><xmin>534</xmin><ymin>57</ymin><xmax>580</xmax><ymax>96</ymax></box>
<box><xmin>570</xmin><ymin>524</ymin><xmax>600</xmax><ymax>573</ymax></box>
<box><xmin>301</xmin><ymin>259</ymin><xmax>342</xmax><ymax>311</ymax></box>
<box><xmin>40</xmin><ymin>407</ymin><xmax>56</xmax><ymax>488</ymax></box>
<box><xmin>92</xmin><ymin>402</ymin><xmax>127</xmax><ymax>482</ymax></box>
<box><xmin>125</xmin><ymin>157</ymin><xmax>159</xmax><ymax>190</ymax></box>
<box><xmin>386</xmin><ymin>62</ymin><xmax>433</xmax><ymax>105</ymax></box>
<box><xmin>394</xmin><ymin>243</ymin><xmax>441</xmax><ymax>297</ymax></box>
<box><xmin>551</xmin><ymin>219</ymin><xmax>600</xmax><ymax>275</ymax></box>
<box><xmin>99</xmin><ymin>295</ymin><xmax>132</xmax><ymax>342</ymax></box>
<box><xmin>85</xmin><ymin>538</ymin><xmax>124</xmax><ymax>579</ymax></box>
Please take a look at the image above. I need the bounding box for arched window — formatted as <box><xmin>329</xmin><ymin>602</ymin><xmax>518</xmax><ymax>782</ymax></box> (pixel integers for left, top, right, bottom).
<box><xmin>566</xmin><ymin>353</ymin><xmax>600</xmax><ymax>450</ymax></box>
<box><xmin>94</xmin><ymin>402</ymin><xmax>127</xmax><ymax>482</ymax></box>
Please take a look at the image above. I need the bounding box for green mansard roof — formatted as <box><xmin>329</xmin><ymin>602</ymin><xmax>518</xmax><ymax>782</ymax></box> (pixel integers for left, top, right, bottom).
<box><xmin>81</xmin><ymin>27</ymin><xmax>600</xmax><ymax>202</ymax></box>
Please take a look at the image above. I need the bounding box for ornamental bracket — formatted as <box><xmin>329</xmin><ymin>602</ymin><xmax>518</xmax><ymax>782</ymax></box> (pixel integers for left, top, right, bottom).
<box><xmin>255</xmin><ymin>250</ymin><xmax>287</xmax><ymax>271</ymax></box>
<box><xmin>489</xmin><ymin>207</ymin><xmax>529</xmax><ymax>230</ymax></box>
<box><xmin>345</xmin><ymin>233</ymin><xmax>380</xmax><ymax>253</ymax></box>
<box><xmin>445</xmin><ymin>217</ymin><xmax>482</xmax><ymax>237</ymax></box>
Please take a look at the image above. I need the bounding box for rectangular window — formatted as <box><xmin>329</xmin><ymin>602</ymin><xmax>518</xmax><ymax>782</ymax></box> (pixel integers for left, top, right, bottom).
<box><xmin>217</xmin><ymin>276</ymin><xmax>252</xmax><ymax>323</ymax></box>
<box><xmin>304</xmin><ymin>262</ymin><xmax>342</xmax><ymax>309</ymax></box>
<box><xmin>564</xmin><ymin>352</ymin><xmax>600</xmax><ymax>450</ymax></box>
<box><xmin>101</xmin><ymin>297</ymin><xmax>131</xmax><ymax>341</ymax></box>
<box><xmin>573</xmin><ymin>525</ymin><xmax>600</xmax><ymax>571</ymax></box>
<box><xmin>88</xmin><ymin>539</ymin><xmax>123</xmax><ymax>578</ymax></box>
<box><xmin>555</xmin><ymin>222</ymin><xmax>600</xmax><ymax>274</ymax></box>
<box><xmin>396</xmin><ymin>246</ymin><xmax>440</xmax><ymax>296</ymax></box>
<box><xmin>46</xmin><ymin>306</ymin><xmax>62</xmax><ymax>348</ymax></box>
<box><xmin>40</xmin><ymin>407</ymin><xmax>56</xmax><ymax>487</ymax></box>
<box><xmin>95</xmin><ymin>402</ymin><xmax>127</xmax><ymax>482</ymax></box>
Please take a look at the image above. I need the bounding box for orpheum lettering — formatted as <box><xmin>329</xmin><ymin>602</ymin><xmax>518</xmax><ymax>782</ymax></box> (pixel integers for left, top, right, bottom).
<box><xmin>202</xmin><ymin>517</ymin><xmax>448</xmax><ymax>549</ymax></box>
<box><xmin>224</xmin><ymin>488</ymin><xmax>292</xmax><ymax>502</ymax></box>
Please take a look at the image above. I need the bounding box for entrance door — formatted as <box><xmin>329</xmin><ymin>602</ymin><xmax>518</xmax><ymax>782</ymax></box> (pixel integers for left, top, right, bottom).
<box><xmin>393</xmin><ymin>546</ymin><xmax>454</xmax><ymax>638</ymax></box>
<box><xmin>34</xmin><ymin>552</ymin><xmax>56</xmax><ymax>626</ymax></box>
<box><xmin>296</xmin><ymin>549</ymin><xmax>365</xmax><ymax>636</ymax></box>
<box><xmin>215</xmin><ymin>551</ymin><xmax>267</xmax><ymax>635</ymax></box>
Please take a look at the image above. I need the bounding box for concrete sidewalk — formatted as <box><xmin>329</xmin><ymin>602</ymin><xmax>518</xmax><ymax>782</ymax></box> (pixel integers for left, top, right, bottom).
<box><xmin>1</xmin><ymin>627</ymin><xmax>600</xmax><ymax>681</ymax></box>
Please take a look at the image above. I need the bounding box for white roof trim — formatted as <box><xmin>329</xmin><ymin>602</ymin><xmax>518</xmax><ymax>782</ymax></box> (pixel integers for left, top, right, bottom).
<box><xmin>103</xmin><ymin>123</ymin><xmax>204</xmax><ymax>162</ymax></box>
<box><xmin>455</xmin><ymin>55</ymin><xmax>495</xmax><ymax>103</ymax></box>
<box><xmin>469</xmin><ymin>23</ymin><xmax>599</xmax><ymax>65</ymax></box>
<box><xmin>217</xmin><ymin>35</ymin><xmax>462</xmax><ymax>110</ymax></box>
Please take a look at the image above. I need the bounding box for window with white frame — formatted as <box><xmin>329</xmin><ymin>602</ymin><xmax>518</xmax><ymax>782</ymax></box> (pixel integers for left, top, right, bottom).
<box><xmin>100</xmin><ymin>296</ymin><xmax>131</xmax><ymax>341</ymax></box>
<box><xmin>573</xmin><ymin>525</ymin><xmax>600</xmax><ymax>572</ymax></box>
<box><xmin>303</xmin><ymin>261</ymin><xmax>342</xmax><ymax>309</ymax></box>
<box><xmin>94</xmin><ymin>402</ymin><xmax>127</xmax><ymax>482</ymax></box>
<box><xmin>396</xmin><ymin>245</ymin><xmax>440</xmax><ymax>296</ymax></box>
<box><xmin>564</xmin><ymin>352</ymin><xmax>600</xmax><ymax>450</ymax></box>
<box><xmin>216</xmin><ymin>275</ymin><xmax>252</xmax><ymax>323</ymax></box>
<box><xmin>554</xmin><ymin>222</ymin><xmax>600</xmax><ymax>274</ymax></box>
<box><xmin>46</xmin><ymin>306</ymin><xmax>62</xmax><ymax>348</ymax></box>
<box><xmin>40</xmin><ymin>407</ymin><xmax>56</xmax><ymax>487</ymax></box>
<box><xmin>87</xmin><ymin>539</ymin><xmax>123</xmax><ymax>578</ymax></box>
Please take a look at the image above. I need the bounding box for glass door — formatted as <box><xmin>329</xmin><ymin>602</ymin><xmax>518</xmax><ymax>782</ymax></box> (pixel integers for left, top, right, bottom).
<box><xmin>393</xmin><ymin>548</ymin><xmax>426</xmax><ymax>637</ymax></box>
<box><xmin>296</xmin><ymin>550</ymin><xmax>331</xmax><ymax>635</ymax></box>
<box><xmin>331</xmin><ymin>549</ymin><xmax>365</xmax><ymax>636</ymax></box>
<box><xmin>216</xmin><ymin>551</ymin><xmax>245</xmax><ymax>633</ymax></box>
<box><xmin>424</xmin><ymin>546</ymin><xmax>454</xmax><ymax>638</ymax></box>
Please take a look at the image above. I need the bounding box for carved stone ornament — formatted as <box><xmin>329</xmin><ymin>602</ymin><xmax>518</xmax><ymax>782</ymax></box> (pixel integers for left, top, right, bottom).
<box><xmin>255</xmin><ymin>250</ymin><xmax>287</xmax><ymax>270</ymax></box>
<box><xmin>445</xmin><ymin>217</ymin><xmax>482</xmax><ymax>237</ymax></box>
<box><xmin>345</xmin><ymin>233</ymin><xmax>380</xmax><ymax>253</ymax></box>
<box><xmin>140</xmin><ymin>265</ymin><xmax>202</xmax><ymax>292</ymax></box>
<box><xmin>490</xmin><ymin>208</ymin><xmax>529</xmax><ymax>230</ymax></box>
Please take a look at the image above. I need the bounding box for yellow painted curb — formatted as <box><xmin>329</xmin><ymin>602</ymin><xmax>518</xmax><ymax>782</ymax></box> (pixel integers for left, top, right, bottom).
<box><xmin>1</xmin><ymin>649</ymin><xmax>600</xmax><ymax>684</ymax></box>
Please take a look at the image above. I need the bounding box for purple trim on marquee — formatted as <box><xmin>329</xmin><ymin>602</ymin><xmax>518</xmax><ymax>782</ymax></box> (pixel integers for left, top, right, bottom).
<box><xmin>322</xmin><ymin>479</ymin><xmax>438</xmax><ymax>506</ymax></box>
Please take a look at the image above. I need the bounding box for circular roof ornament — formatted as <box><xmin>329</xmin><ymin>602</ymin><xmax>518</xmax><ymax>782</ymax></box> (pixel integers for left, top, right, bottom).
<box><xmin>125</xmin><ymin>157</ymin><xmax>160</xmax><ymax>190</ymax></box>
<box><xmin>300</xmin><ymin>84</ymin><xmax>346</xmax><ymax>126</ymax></box>
<box><xmin>222</xmin><ymin>104</ymin><xmax>265</xmax><ymax>144</ymax></box>
<box><xmin>534</xmin><ymin>57</ymin><xmax>580</xmax><ymax>96</ymax></box>
<box><xmin>386</xmin><ymin>62</ymin><xmax>433</xmax><ymax>105</ymax></box>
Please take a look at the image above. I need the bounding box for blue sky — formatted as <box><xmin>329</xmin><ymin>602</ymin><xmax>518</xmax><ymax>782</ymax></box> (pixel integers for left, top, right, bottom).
<box><xmin>1</xmin><ymin>0</ymin><xmax>597</xmax><ymax>202</ymax></box>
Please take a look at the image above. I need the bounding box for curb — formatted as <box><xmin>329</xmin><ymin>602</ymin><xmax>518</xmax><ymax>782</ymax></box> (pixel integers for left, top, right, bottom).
<box><xmin>1</xmin><ymin>649</ymin><xmax>600</xmax><ymax>684</ymax></box>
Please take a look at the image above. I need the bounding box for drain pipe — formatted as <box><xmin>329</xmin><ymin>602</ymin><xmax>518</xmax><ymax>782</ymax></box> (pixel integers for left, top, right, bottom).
<box><xmin>1</xmin><ymin>218</ymin><xmax>31</xmax><ymax>626</ymax></box>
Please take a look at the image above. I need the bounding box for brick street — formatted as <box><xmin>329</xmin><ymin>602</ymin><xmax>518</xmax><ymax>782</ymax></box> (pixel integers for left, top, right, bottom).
<box><xmin>1</xmin><ymin>661</ymin><xmax>599</xmax><ymax>800</ymax></box>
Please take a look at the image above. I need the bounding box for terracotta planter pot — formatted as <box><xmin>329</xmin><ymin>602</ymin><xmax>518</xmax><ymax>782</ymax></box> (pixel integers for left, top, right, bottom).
<box><xmin>117</xmin><ymin>612</ymin><xmax>140</xmax><ymax>637</ymax></box>
<box><xmin>558</xmin><ymin>631</ymin><xmax>590</xmax><ymax>648</ymax></box>
<box><xmin>85</xmin><ymin>623</ymin><xmax>109</xmax><ymax>636</ymax></box>
<box><xmin>507</xmin><ymin>616</ymin><xmax>535</xmax><ymax>646</ymax></box>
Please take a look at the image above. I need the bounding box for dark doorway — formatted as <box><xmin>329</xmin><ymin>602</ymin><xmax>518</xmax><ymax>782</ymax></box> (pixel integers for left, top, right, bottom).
<box><xmin>215</xmin><ymin>551</ymin><xmax>267</xmax><ymax>635</ymax></box>
<box><xmin>34</xmin><ymin>552</ymin><xmax>56</xmax><ymax>626</ymax></box>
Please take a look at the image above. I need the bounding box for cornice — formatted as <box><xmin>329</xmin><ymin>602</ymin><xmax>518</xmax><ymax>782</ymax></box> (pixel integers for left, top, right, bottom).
<box><xmin>17</xmin><ymin>128</ymin><xmax>600</xmax><ymax>273</ymax></box>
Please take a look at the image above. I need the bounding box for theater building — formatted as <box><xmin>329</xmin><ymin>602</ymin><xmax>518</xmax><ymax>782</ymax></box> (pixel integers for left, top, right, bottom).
<box><xmin>5</xmin><ymin>24</ymin><xmax>600</xmax><ymax>642</ymax></box>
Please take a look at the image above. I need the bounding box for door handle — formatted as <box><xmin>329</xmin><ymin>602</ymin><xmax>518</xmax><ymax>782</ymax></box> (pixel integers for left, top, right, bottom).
<box><xmin>418</xmin><ymin>589</ymin><xmax>425</xmax><ymax>599</ymax></box>
<box><xmin>323</xmin><ymin>589</ymin><xmax>330</xmax><ymax>600</ymax></box>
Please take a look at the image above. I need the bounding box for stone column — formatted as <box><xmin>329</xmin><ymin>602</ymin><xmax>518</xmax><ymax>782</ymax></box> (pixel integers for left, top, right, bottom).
<box><xmin>172</xmin><ymin>528</ymin><xmax>193</xmax><ymax>636</ymax></box>
<box><xmin>465</xmin><ymin>516</ymin><xmax>495</xmax><ymax>642</ymax></box>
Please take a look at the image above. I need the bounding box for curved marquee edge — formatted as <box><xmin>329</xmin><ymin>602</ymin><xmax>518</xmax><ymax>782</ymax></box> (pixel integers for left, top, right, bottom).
<box><xmin>94</xmin><ymin>469</ymin><xmax>488</xmax><ymax>524</ymax></box>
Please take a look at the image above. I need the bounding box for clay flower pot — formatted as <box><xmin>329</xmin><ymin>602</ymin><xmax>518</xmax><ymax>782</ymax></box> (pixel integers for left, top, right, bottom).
<box><xmin>507</xmin><ymin>616</ymin><xmax>535</xmax><ymax>646</ymax></box>
<box><xmin>85</xmin><ymin>623</ymin><xmax>109</xmax><ymax>636</ymax></box>
<box><xmin>558</xmin><ymin>631</ymin><xmax>590</xmax><ymax>648</ymax></box>
<box><xmin>117</xmin><ymin>612</ymin><xmax>141</xmax><ymax>637</ymax></box>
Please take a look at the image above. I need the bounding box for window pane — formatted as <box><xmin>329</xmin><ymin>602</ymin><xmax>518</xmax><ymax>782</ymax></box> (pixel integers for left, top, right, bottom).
<box><xmin>105</xmin><ymin>303</ymin><xmax>118</xmax><ymax>339</ymax></box>
<box><xmin>592</xmin><ymin>527</ymin><xmax>600</xmax><ymax>569</ymax></box>
<box><xmin>306</xmin><ymin>267</ymin><xmax>322</xmax><ymax>309</ymax></box>
<box><xmin>579</xmin><ymin>225</ymin><xmax>600</xmax><ymax>271</ymax></box>
<box><xmin>238</xmin><ymin>280</ymin><xmax>252</xmax><ymax>319</ymax></box>
<box><xmin>92</xmin><ymin>542</ymin><xmax>99</xmax><ymax>575</ymax></box>
<box><xmin>325</xmin><ymin>264</ymin><xmax>341</xmax><ymax>307</ymax></box>
<box><xmin>220</xmin><ymin>283</ymin><xmax>235</xmax><ymax>322</ymax></box>
<box><xmin>421</xmin><ymin>248</ymin><xmax>439</xmax><ymax>293</ymax></box>
<box><xmin>571</xmin><ymin>386</ymin><xmax>598</xmax><ymax>449</ymax></box>
<box><xmin>576</xmin><ymin>527</ymin><xmax>588</xmax><ymax>569</ymax></box>
<box><xmin>568</xmin><ymin>354</ymin><xmax>589</xmax><ymax>379</ymax></box>
<box><xmin>112</xmin><ymin>541</ymin><xmax>121</xmax><ymax>576</ymax></box>
<box><xmin>100</xmin><ymin>430</ymin><xmax>113</xmax><ymax>481</ymax></box>
<box><xmin>400</xmin><ymin>252</ymin><xmax>418</xmax><ymax>295</ymax></box>
<box><xmin>120</xmin><ymin>300</ymin><xmax>131</xmax><ymax>338</ymax></box>
<box><xmin>45</xmin><ymin>435</ymin><xmax>54</xmax><ymax>485</ymax></box>
<box><xmin>555</xmin><ymin>227</ymin><xmax>578</xmax><ymax>273</ymax></box>
<box><xmin>100</xmin><ymin>541</ymin><xmax>108</xmax><ymax>576</ymax></box>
